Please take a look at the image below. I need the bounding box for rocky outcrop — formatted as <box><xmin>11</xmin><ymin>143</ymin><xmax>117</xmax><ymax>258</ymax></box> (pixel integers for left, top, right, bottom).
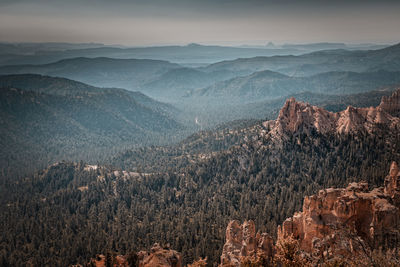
<box><xmin>85</xmin><ymin>243</ymin><xmax>181</xmax><ymax>267</ymax></box>
<box><xmin>220</xmin><ymin>220</ymin><xmax>274</xmax><ymax>266</ymax></box>
<box><xmin>278</xmin><ymin>162</ymin><xmax>400</xmax><ymax>260</ymax></box>
<box><xmin>138</xmin><ymin>243</ymin><xmax>182</xmax><ymax>267</ymax></box>
<box><xmin>264</xmin><ymin>89</ymin><xmax>400</xmax><ymax>138</ymax></box>
<box><xmin>220</xmin><ymin>162</ymin><xmax>400</xmax><ymax>265</ymax></box>
<box><xmin>85</xmin><ymin>254</ymin><xmax>128</xmax><ymax>267</ymax></box>
<box><xmin>271</xmin><ymin>97</ymin><xmax>337</xmax><ymax>135</ymax></box>
<box><xmin>385</xmin><ymin>161</ymin><xmax>400</xmax><ymax>206</ymax></box>
<box><xmin>379</xmin><ymin>89</ymin><xmax>400</xmax><ymax>117</ymax></box>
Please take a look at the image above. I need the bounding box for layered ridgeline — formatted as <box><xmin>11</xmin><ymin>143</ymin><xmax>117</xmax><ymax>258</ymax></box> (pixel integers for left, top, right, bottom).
<box><xmin>1</xmin><ymin>44</ymin><xmax>400</xmax><ymax>130</ymax></box>
<box><xmin>188</xmin><ymin>70</ymin><xmax>400</xmax><ymax>104</ymax></box>
<box><xmin>0</xmin><ymin>74</ymin><xmax>187</xmax><ymax>176</ymax></box>
<box><xmin>0</xmin><ymin>43</ymin><xmax>310</xmax><ymax>66</ymax></box>
<box><xmin>1</xmin><ymin>90</ymin><xmax>400</xmax><ymax>266</ymax></box>
<box><xmin>179</xmin><ymin>87</ymin><xmax>399</xmax><ymax>128</ymax></box>
<box><xmin>0</xmin><ymin>43</ymin><xmax>399</xmax><ymax>103</ymax></box>
<box><xmin>0</xmin><ymin>57</ymin><xmax>181</xmax><ymax>91</ymax></box>
<box><xmin>202</xmin><ymin>42</ymin><xmax>400</xmax><ymax>77</ymax></box>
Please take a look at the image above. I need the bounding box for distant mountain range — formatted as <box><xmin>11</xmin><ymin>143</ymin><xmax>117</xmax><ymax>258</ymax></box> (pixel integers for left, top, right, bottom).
<box><xmin>0</xmin><ymin>43</ymin><xmax>305</xmax><ymax>66</ymax></box>
<box><xmin>202</xmin><ymin>43</ymin><xmax>400</xmax><ymax>77</ymax></box>
<box><xmin>0</xmin><ymin>57</ymin><xmax>181</xmax><ymax>90</ymax></box>
<box><xmin>0</xmin><ymin>43</ymin><xmax>399</xmax><ymax>105</ymax></box>
<box><xmin>188</xmin><ymin>70</ymin><xmax>400</xmax><ymax>103</ymax></box>
<box><xmin>0</xmin><ymin>42</ymin><xmax>388</xmax><ymax>66</ymax></box>
<box><xmin>0</xmin><ymin>42</ymin><xmax>110</xmax><ymax>55</ymax></box>
<box><xmin>1</xmin><ymin>43</ymin><xmax>399</xmax><ymax>132</ymax></box>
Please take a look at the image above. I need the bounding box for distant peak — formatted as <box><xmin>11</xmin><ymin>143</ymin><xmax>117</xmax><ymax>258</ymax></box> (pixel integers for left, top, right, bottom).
<box><xmin>186</xmin><ymin>43</ymin><xmax>202</xmax><ymax>47</ymax></box>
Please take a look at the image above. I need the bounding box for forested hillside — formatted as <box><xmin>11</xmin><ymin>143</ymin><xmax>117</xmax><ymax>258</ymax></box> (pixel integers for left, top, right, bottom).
<box><xmin>2</xmin><ymin>96</ymin><xmax>400</xmax><ymax>266</ymax></box>
<box><xmin>0</xmin><ymin>75</ymin><xmax>188</xmax><ymax>176</ymax></box>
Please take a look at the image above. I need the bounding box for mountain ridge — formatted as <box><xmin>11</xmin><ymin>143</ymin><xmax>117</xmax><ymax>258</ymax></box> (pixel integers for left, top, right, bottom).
<box><xmin>202</xmin><ymin>42</ymin><xmax>400</xmax><ymax>77</ymax></box>
<box><xmin>0</xmin><ymin>57</ymin><xmax>181</xmax><ymax>90</ymax></box>
<box><xmin>188</xmin><ymin>70</ymin><xmax>400</xmax><ymax>104</ymax></box>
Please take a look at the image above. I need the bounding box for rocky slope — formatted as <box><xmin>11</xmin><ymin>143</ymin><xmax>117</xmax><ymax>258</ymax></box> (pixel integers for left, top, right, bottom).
<box><xmin>265</xmin><ymin>88</ymin><xmax>400</xmax><ymax>137</ymax></box>
<box><xmin>221</xmin><ymin>162</ymin><xmax>400</xmax><ymax>266</ymax></box>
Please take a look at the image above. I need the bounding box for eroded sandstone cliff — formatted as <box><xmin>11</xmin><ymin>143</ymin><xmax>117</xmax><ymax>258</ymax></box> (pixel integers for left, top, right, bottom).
<box><xmin>379</xmin><ymin>89</ymin><xmax>400</xmax><ymax>117</ymax></box>
<box><xmin>221</xmin><ymin>162</ymin><xmax>400</xmax><ymax>266</ymax></box>
<box><xmin>220</xmin><ymin>220</ymin><xmax>274</xmax><ymax>266</ymax></box>
<box><xmin>264</xmin><ymin>88</ymin><xmax>400</xmax><ymax>138</ymax></box>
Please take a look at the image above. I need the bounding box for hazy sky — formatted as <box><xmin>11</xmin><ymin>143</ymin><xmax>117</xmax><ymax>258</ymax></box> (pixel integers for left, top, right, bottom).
<box><xmin>0</xmin><ymin>0</ymin><xmax>399</xmax><ymax>45</ymax></box>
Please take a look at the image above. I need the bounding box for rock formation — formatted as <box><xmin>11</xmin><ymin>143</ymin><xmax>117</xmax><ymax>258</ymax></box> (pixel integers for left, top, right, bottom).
<box><xmin>264</xmin><ymin>89</ymin><xmax>400</xmax><ymax>138</ymax></box>
<box><xmin>138</xmin><ymin>243</ymin><xmax>182</xmax><ymax>267</ymax></box>
<box><xmin>278</xmin><ymin>161</ymin><xmax>400</xmax><ymax>260</ymax></box>
<box><xmin>385</xmin><ymin>161</ymin><xmax>400</xmax><ymax>206</ymax></box>
<box><xmin>220</xmin><ymin>220</ymin><xmax>274</xmax><ymax>266</ymax></box>
<box><xmin>379</xmin><ymin>89</ymin><xmax>400</xmax><ymax>117</ymax></box>
<box><xmin>221</xmin><ymin>162</ymin><xmax>400</xmax><ymax>265</ymax></box>
<box><xmin>85</xmin><ymin>243</ymin><xmax>181</xmax><ymax>267</ymax></box>
<box><xmin>85</xmin><ymin>254</ymin><xmax>128</xmax><ymax>267</ymax></box>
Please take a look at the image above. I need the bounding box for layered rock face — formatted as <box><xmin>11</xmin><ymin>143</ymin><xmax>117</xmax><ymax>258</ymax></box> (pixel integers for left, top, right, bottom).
<box><xmin>220</xmin><ymin>220</ymin><xmax>274</xmax><ymax>266</ymax></box>
<box><xmin>278</xmin><ymin>162</ymin><xmax>400</xmax><ymax>259</ymax></box>
<box><xmin>264</xmin><ymin>89</ymin><xmax>400</xmax><ymax>137</ymax></box>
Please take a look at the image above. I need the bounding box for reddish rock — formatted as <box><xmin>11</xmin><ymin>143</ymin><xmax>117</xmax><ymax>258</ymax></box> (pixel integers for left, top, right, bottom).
<box><xmin>84</xmin><ymin>243</ymin><xmax>181</xmax><ymax>267</ymax></box>
<box><xmin>385</xmin><ymin>161</ymin><xmax>400</xmax><ymax>205</ymax></box>
<box><xmin>220</xmin><ymin>220</ymin><xmax>274</xmax><ymax>266</ymax></box>
<box><xmin>138</xmin><ymin>243</ymin><xmax>182</xmax><ymax>267</ymax></box>
<box><xmin>264</xmin><ymin>89</ymin><xmax>400</xmax><ymax>138</ymax></box>
<box><xmin>86</xmin><ymin>254</ymin><xmax>128</xmax><ymax>267</ymax></box>
<box><xmin>221</xmin><ymin>162</ymin><xmax>400</xmax><ymax>265</ymax></box>
<box><xmin>278</xmin><ymin>162</ymin><xmax>400</xmax><ymax>259</ymax></box>
<box><xmin>379</xmin><ymin>89</ymin><xmax>400</xmax><ymax>117</ymax></box>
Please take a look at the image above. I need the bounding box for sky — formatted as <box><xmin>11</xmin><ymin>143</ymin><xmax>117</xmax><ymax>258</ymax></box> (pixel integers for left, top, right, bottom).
<box><xmin>0</xmin><ymin>0</ymin><xmax>399</xmax><ymax>46</ymax></box>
